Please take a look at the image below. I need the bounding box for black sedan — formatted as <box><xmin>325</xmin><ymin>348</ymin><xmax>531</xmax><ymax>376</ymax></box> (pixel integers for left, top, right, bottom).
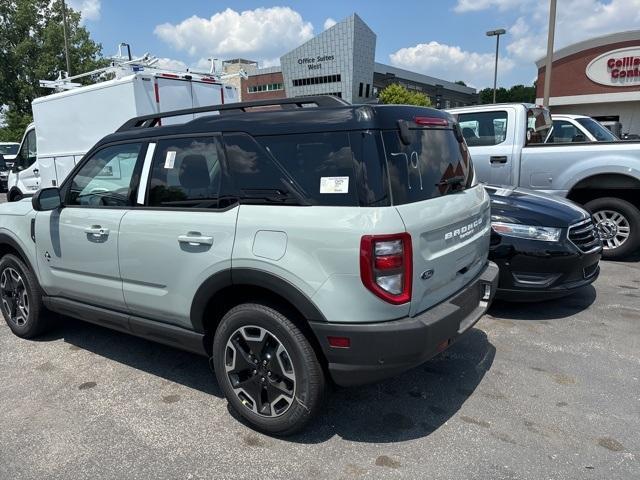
<box><xmin>487</xmin><ymin>186</ymin><xmax>602</xmax><ymax>301</ymax></box>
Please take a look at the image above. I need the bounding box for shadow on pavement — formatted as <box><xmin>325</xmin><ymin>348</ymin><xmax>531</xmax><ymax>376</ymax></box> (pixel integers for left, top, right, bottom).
<box><xmin>34</xmin><ymin>316</ymin><xmax>494</xmax><ymax>444</ymax></box>
<box><xmin>288</xmin><ymin>327</ymin><xmax>495</xmax><ymax>444</ymax></box>
<box><xmin>488</xmin><ymin>284</ymin><xmax>597</xmax><ymax>321</ymax></box>
<box><xmin>34</xmin><ymin>316</ymin><xmax>223</xmax><ymax>397</ymax></box>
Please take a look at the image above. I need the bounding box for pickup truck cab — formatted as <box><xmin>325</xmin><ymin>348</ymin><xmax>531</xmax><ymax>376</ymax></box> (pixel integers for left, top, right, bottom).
<box><xmin>0</xmin><ymin>96</ymin><xmax>498</xmax><ymax>435</ymax></box>
<box><xmin>548</xmin><ymin>114</ymin><xmax>618</xmax><ymax>143</ymax></box>
<box><xmin>449</xmin><ymin>103</ymin><xmax>640</xmax><ymax>259</ymax></box>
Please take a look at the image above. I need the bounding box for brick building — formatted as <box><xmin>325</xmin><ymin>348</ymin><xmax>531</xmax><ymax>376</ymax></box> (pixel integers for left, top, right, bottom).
<box><xmin>535</xmin><ymin>30</ymin><xmax>640</xmax><ymax>136</ymax></box>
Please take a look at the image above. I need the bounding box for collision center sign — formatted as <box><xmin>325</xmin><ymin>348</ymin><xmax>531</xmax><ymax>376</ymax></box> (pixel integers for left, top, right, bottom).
<box><xmin>586</xmin><ymin>46</ymin><xmax>640</xmax><ymax>86</ymax></box>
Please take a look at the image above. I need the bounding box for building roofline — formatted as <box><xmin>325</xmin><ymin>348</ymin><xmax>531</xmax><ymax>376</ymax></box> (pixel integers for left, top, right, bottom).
<box><xmin>535</xmin><ymin>30</ymin><xmax>640</xmax><ymax>68</ymax></box>
<box><xmin>374</xmin><ymin>62</ymin><xmax>476</xmax><ymax>94</ymax></box>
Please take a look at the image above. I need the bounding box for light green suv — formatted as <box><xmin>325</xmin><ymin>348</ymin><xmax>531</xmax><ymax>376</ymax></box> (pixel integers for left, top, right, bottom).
<box><xmin>0</xmin><ymin>96</ymin><xmax>498</xmax><ymax>435</ymax></box>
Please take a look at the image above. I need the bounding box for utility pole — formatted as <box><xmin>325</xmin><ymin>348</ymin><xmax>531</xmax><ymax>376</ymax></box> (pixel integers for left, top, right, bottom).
<box><xmin>486</xmin><ymin>29</ymin><xmax>506</xmax><ymax>104</ymax></box>
<box><xmin>61</xmin><ymin>0</ymin><xmax>71</xmax><ymax>76</ymax></box>
<box><xmin>543</xmin><ymin>0</ymin><xmax>557</xmax><ymax>107</ymax></box>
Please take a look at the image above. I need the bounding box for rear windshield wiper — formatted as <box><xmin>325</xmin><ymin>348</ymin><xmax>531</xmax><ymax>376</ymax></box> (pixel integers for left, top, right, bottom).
<box><xmin>436</xmin><ymin>175</ymin><xmax>467</xmax><ymax>191</ymax></box>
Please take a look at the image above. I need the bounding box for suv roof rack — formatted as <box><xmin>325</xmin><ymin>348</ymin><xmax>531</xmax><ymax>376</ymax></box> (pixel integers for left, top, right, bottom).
<box><xmin>117</xmin><ymin>95</ymin><xmax>350</xmax><ymax>132</ymax></box>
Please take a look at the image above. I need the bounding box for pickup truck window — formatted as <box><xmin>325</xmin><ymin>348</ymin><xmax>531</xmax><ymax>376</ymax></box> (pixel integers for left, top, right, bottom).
<box><xmin>68</xmin><ymin>143</ymin><xmax>143</xmax><ymax>207</ymax></box>
<box><xmin>548</xmin><ymin>120</ymin><xmax>585</xmax><ymax>143</ymax></box>
<box><xmin>526</xmin><ymin>107</ymin><xmax>552</xmax><ymax>145</ymax></box>
<box><xmin>457</xmin><ymin>111</ymin><xmax>508</xmax><ymax>146</ymax></box>
<box><xmin>576</xmin><ymin>117</ymin><xmax>618</xmax><ymax>141</ymax></box>
<box><xmin>148</xmin><ymin>137</ymin><xmax>222</xmax><ymax>208</ymax></box>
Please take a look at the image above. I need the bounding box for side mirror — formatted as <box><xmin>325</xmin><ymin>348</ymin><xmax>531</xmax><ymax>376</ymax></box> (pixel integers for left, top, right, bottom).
<box><xmin>32</xmin><ymin>187</ymin><xmax>62</xmax><ymax>211</ymax></box>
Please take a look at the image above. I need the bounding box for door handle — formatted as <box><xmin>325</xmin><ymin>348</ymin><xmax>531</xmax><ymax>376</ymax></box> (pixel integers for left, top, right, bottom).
<box><xmin>490</xmin><ymin>156</ymin><xmax>508</xmax><ymax>164</ymax></box>
<box><xmin>178</xmin><ymin>233</ymin><xmax>213</xmax><ymax>246</ymax></box>
<box><xmin>84</xmin><ymin>225</ymin><xmax>110</xmax><ymax>236</ymax></box>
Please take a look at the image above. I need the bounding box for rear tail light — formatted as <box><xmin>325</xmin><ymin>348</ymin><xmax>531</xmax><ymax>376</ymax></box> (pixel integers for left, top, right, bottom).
<box><xmin>414</xmin><ymin>116</ymin><xmax>449</xmax><ymax>127</ymax></box>
<box><xmin>360</xmin><ymin>233</ymin><xmax>412</xmax><ymax>304</ymax></box>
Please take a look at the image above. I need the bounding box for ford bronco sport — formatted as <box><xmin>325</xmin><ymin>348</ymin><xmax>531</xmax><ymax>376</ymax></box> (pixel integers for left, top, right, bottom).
<box><xmin>0</xmin><ymin>96</ymin><xmax>498</xmax><ymax>435</ymax></box>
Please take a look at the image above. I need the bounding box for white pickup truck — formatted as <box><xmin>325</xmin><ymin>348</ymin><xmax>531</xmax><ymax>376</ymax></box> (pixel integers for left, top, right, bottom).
<box><xmin>7</xmin><ymin>57</ymin><xmax>238</xmax><ymax>202</ymax></box>
<box><xmin>448</xmin><ymin>103</ymin><xmax>640</xmax><ymax>259</ymax></box>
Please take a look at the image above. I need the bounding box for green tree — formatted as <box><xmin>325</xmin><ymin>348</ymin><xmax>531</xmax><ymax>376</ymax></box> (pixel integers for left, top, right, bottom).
<box><xmin>378</xmin><ymin>83</ymin><xmax>432</xmax><ymax>107</ymax></box>
<box><xmin>0</xmin><ymin>0</ymin><xmax>105</xmax><ymax>141</ymax></box>
<box><xmin>478</xmin><ymin>84</ymin><xmax>536</xmax><ymax>104</ymax></box>
<box><xmin>454</xmin><ymin>80</ymin><xmax>467</xmax><ymax>86</ymax></box>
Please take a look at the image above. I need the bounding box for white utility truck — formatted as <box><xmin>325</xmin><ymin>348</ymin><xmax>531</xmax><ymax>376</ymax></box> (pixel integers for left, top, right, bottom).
<box><xmin>8</xmin><ymin>49</ymin><xmax>241</xmax><ymax>201</ymax></box>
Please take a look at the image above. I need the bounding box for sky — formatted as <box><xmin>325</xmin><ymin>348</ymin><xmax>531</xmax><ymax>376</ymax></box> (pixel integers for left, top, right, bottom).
<box><xmin>67</xmin><ymin>0</ymin><xmax>640</xmax><ymax>90</ymax></box>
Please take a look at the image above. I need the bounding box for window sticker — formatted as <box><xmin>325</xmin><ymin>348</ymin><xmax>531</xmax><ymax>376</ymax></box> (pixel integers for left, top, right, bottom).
<box><xmin>164</xmin><ymin>151</ymin><xmax>176</xmax><ymax>169</ymax></box>
<box><xmin>320</xmin><ymin>176</ymin><xmax>349</xmax><ymax>194</ymax></box>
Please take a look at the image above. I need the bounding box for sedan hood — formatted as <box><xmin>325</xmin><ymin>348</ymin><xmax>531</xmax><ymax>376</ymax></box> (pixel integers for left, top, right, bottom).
<box><xmin>487</xmin><ymin>186</ymin><xmax>589</xmax><ymax>228</ymax></box>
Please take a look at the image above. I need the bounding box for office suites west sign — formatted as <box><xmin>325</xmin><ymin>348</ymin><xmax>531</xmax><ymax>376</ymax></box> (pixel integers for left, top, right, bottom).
<box><xmin>586</xmin><ymin>46</ymin><xmax>640</xmax><ymax>86</ymax></box>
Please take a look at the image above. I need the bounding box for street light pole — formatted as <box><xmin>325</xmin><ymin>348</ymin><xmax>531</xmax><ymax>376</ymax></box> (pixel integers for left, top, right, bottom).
<box><xmin>486</xmin><ymin>29</ymin><xmax>506</xmax><ymax>104</ymax></box>
<box><xmin>543</xmin><ymin>0</ymin><xmax>557</xmax><ymax>107</ymax></box>
<box><xmin>61</xmin><ymin>0</ymin><xmax>71</xmax><ymax>76</ymax></box>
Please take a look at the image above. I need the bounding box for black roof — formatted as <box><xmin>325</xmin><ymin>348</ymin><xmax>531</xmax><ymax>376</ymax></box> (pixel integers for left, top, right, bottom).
<box><xmin>95</xmin><ymin>96</ymin><xmax>453</xmax><ymax>149</ymax></box>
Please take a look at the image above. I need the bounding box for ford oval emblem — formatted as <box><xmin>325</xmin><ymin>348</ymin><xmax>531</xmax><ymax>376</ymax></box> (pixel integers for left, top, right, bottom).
<box><xmin>421</xmin><ymin>269</ymin><xmax>434</xmax><ymax>280</ymax></box>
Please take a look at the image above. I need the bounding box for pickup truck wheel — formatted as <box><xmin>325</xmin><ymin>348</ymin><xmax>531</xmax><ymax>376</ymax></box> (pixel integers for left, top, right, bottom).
<box><xmin>0</xmin><ymin>254</ymin><xmax>50</xmax><ymax>338</ymax></box>
<box><xmin>213</xmin><ymin>303</ymin><xmax>325</xmax><ymax>436</ymax></box>
<box><xmin>585</xmin><ymin>197</ymin><xmax>640</xmax><ymax>259</ymax></box>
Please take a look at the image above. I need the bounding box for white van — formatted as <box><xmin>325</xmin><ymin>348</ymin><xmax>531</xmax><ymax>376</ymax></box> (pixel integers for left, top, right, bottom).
<box><xmin>8</xmin><ymin>61</ymin><xmax>239</xmax><ymax>201</ymax></box>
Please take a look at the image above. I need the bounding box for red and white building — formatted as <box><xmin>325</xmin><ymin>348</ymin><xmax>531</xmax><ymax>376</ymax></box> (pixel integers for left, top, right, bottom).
<box><xmin>536</xmin><ymin>30</ymin><xmax>640</xmax><ymax>136</ymax></box>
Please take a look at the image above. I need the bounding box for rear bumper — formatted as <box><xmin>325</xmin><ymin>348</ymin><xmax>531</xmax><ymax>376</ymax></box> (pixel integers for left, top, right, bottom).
<box><xmin>309</xmin><ymin>261</ymin><xmax>499</xmax><ymax>387</ymax></box>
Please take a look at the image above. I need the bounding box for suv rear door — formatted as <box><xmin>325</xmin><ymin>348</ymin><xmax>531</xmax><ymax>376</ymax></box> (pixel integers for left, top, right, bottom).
<box><xmin>382</xmin><ymin>123</ymin><xmax>491</xmax><ymax>316</ymax></box>
<box><xmin>118</xmin><ymin>135</ymin><xmax>238</xmax><ymax>329</ymax></box>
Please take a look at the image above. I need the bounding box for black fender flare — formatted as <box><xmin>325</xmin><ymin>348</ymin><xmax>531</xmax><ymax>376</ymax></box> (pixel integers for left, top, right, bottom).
<box><xmin>0</xmin><ymin>232</ymin><xmax>37</xmax><ymax>274</ymax></box>
<box><xmin>190</xmin><ymin>268</ymin><xmax>326</xmax><ymax>333</ymax></box>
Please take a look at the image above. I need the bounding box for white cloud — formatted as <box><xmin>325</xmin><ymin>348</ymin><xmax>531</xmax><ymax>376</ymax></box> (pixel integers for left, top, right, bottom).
<box><xmin>324</xmin><ymin>17</ymin><xmax>337</xmax><ymax>30</ymax></box>
<box><xmin>154</xmin><ymin>7</ymin><xmax>314</xmax><ymax>66</ymax></box>
<box><xmin>389</xmin><ymin>41</ymin><xmax>515</xmax><ymax>87</ymax></box>
<box><xmin>67</xmin><ymin>0</ymin><xmax>101</xmax><ymax>21</ymax></box>
<box><xmin>154</xmin><ymin>57</ymin><xmax>188</xmax><ymax>71</ymax></box>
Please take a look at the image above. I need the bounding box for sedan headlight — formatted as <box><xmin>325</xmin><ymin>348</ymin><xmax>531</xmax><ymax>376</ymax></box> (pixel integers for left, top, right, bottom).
<box><xmin>491</xmin><ymin>222</ymin><xmax>561</xmax><ymax>242</ymax></box>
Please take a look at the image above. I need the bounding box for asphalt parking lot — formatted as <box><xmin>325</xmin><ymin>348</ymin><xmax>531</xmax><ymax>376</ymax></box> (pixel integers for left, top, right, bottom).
<box><xmin>0</xmin><ymin>257</ymin><xmax>638</xmax><ymax>479</ymax></box>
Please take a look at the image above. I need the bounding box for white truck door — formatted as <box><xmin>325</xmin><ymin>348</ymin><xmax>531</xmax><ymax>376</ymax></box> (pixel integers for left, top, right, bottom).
<box><xmin>457</xmin><ymin>108</ymin><xmax>516</xmax><ymax>186</ymax></box>
<box><xmin>156</xmin><ymin>77</ymin><xmax>194</xmax><ymax>125</ymax></box>
<box><xmin>191</xmin><ymin>81</ymin><xmax>223</xmax><ymax>118</ymax></box>
<box><xmin>12</xmin><ymin>127</ymin><xmax>40</xmax><ymax>196</ymax></box>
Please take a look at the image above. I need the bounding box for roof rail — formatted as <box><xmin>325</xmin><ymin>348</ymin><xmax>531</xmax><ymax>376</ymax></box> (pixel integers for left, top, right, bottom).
<box><xmin>116</xmin><ymin>95</ymin><xmax>350</xmax><ymax>132</ymax></box>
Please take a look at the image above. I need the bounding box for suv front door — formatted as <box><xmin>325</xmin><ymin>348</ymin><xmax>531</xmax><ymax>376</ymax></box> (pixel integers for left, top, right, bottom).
<box><xmin>35</xmin><ymin>142</ymin><xmax>146</xmax><ymax>310</ymax></box>
<box><xmin>118</xmin><ymin>135</ymin><xmax>238</xmax><ymax>329</ymax></box>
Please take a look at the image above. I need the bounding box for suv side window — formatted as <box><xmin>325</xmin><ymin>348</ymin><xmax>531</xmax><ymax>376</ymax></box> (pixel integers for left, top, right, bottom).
<box><xmin>457</xmin><ymin>111</ymin><xmax>508</xmax><ymax>146</ymax></box>
<box><xmin>257</xmin><ymin>132</ymin><xmax>361</xmax><ymax>207</ymax></box>
<box><xmin>222</xmin><ymin>133</ymin><xmax>294</xmax><ymax>200</ymax></box>
<box><xmin>148</xmin><ymin>137</ymin><xmax>222</xmax><ymax>208</ymax></box>
<box><xmin>67</xmin><ymin>143</ymin><xmax>143</xmax><ymax>206</ymax></box>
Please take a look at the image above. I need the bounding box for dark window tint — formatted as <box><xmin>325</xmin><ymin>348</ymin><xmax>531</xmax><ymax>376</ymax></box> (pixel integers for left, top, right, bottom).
<box><xmin>457</xmin><ymin>110</ymin><xmax>508</xmax><ymax>146</ymax></box>
<box><xmin>258</xmin><ymin>132</ymin><xmax>363</xmax><ymax>207</ymax></box>
<box><xmin>223</xmin><ymin>133</ymin><xmax>294</xmax><ymax>202</ymax></box>
<box><xmin>148</xmin><ymin>137</ymin><xmax>221</xmax><ymax>208</ymax></box>
<box><xmin>68</xmin><ymin>143</ymin><xmax>143</xmax><ymax>206</ymax></box>
<box><xmin>383</xmin><ymin>128</ymin><xmax>472</xmax><ymax>205</ymax></box>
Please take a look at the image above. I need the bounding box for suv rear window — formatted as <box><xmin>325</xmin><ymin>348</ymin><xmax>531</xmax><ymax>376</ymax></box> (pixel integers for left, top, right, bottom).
<box><xmin>258</xmin><ymin>132</ymin><xmax>387</xmax><ymax>207</ymax></box>
<box><xmin>382</xmin><ymin>128</ymin><xmax>472</xmax><ymax>205</ymax></box>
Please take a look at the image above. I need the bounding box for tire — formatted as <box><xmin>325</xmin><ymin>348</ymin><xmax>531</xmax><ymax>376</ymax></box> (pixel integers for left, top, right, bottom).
<box><xmin>213</xmin><ymin>303</ymin><xmax>325</xmax><ymax>436</ymax></box>
<box><xmin>9</xmin><ymin>190</ymin><xmax>23</xmax><ymax>202</ymax></box>
<box><xmin>0</xmin><ymin>254</ymin><xmax>50</xmax><ymax>338</ymax></box>
<box><xmin>585</xmin><ymin>197</ymin><xmax>640</xmax><ymax>260</ymax></box>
